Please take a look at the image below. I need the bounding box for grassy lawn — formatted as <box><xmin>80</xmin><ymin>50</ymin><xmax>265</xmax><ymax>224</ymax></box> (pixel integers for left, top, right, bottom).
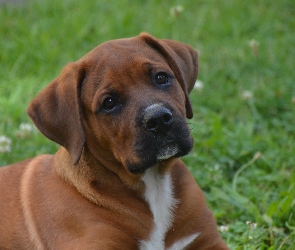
<box><xmin>0</xmin><ymin>0</ymin><xmax>294</xmax><ymax>248</ymax></box>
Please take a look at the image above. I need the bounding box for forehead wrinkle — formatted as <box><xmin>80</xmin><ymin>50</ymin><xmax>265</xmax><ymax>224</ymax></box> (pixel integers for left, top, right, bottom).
<box><xmin>104</xmin><ymin>60</ymin><xmax>151</xmax><ymax>87</ymax></box>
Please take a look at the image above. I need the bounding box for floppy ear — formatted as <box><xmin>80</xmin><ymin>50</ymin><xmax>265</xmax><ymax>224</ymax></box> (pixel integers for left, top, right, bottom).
<box><xmin>27</xmin><ymin>62</ymin><xmax>86</xmax><ymax>164</ymax></box>
<box><xmin>139</xmin><ymin>32</ymin><xmax>198</xmax><ymax>119</ymax></box>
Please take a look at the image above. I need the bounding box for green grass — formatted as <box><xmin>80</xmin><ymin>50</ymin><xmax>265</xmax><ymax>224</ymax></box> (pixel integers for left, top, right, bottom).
<box><xmin>0</xmin><ymin>0</ymin><xmax>294</xmax><ymax>248</ymax></box>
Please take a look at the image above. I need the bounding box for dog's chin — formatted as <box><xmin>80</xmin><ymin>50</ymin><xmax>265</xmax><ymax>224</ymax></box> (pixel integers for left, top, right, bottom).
<box><xmin>126</xmin><ymin>141</ymin><xmax>193</xmax><ymax>175</ymax></box>
<box><xmin>126</xmin><ymin>160</ymin><xmax>158</xmax><ymax>175</ymax></box>
<box><xmin>156</xmin><ymin>144</ymin><xmax>179</xmax><ymax>160</ymax></box>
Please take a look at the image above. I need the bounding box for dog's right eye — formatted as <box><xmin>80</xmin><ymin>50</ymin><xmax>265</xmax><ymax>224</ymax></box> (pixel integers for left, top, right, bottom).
<box><xmin>102</xmin><ymin>97</ymin><xmax>118</xmax><ymax>111</ymax></box>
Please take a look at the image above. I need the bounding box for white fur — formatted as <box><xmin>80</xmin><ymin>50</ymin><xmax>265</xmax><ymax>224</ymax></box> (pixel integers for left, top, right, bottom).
<box><xmin>139</xmin><ymin>166</ymin><xmax>177</xmax><ymax>250</ymax></box>
<box><xmin>167</xmin><ymin>233</ymin><xmax>200</xmax><ymax>250</ymax></box>
<box><xmin>157</xmin><ymin>145</ymin><xmax>179</xmax><ymax>160</ymax></box>
<box><xmin>139</xmin><ymin>167</ymin><xmax>200</xmax><ymax>250</ymax></box>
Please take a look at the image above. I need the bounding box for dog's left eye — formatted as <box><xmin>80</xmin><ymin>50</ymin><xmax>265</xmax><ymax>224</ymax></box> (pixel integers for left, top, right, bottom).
<box><xmin>155</xmin><ymin>72</ymin><xmax>169</xmax><ymax>85</ymax></box>
<box><xmin>102</xmin><ymin>97</ymin><xmax>118</xmax><ymax>111</ymax></box>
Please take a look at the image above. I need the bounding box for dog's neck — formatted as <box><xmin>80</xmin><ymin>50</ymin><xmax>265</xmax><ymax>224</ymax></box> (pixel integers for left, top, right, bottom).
<box><xmin>54</xmin><ymin>148</ymin><xmax>149</xmax><ymax>224</ymax></box>
<box><xmin>53</xmin><ymin>147</ymin><xmax>182</xmax><ymax>245</ymax></box>
<box><xmin>54</xmin><ymin>147</ymin><xmax>176</xmax><ymax>206</ymax></box>
<box><xmin>54</xmin><ymin>147</ymin><xmax>142</xmax><ymax>195</ymax></box>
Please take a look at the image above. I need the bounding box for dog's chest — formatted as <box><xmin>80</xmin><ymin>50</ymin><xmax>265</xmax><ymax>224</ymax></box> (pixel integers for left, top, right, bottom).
<box><xmin>139</xmin><ymin>167</ymin><xmax>177</xmax><ymax>250</ymax></box>
<box><xmin>139</xmin><ymin>167</ymin><xmax>200</xmax><ymax>250</ymax></box>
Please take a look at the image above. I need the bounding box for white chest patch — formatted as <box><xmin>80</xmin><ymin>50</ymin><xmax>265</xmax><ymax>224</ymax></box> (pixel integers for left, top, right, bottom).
<box><xmin>139</xmin><ymin>167</ymin><xmax>177</xmax><ymax>250</ymax></box>
<box><xmin>139</xmin><ymin>167</ymin><xmax>200</xmax><ymax>250</ymax></box>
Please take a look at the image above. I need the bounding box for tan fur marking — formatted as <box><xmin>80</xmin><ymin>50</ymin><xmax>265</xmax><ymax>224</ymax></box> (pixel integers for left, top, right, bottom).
<box><xmin>20</xmin><ymin>160</ymin><xmax>45</xmax><ymax>250</ymax></box>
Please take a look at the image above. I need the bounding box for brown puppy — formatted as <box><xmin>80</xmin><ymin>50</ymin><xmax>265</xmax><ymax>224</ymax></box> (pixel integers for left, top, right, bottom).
<box><xmin>0</xmin><ymin>33</ymin><xmax>228</xmax><ymax>249</ymax></box>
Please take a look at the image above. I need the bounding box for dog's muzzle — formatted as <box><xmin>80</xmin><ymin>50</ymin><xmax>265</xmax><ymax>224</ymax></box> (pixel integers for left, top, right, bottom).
<box><xmin>127</xmin><ymin>103</ymin><xmax>193</xmax><ymax>174</ymax></box>
<box><xmin>142</xmin><ymin>103</ymin><xmax>180</xmax><ymax>161</ymax></box>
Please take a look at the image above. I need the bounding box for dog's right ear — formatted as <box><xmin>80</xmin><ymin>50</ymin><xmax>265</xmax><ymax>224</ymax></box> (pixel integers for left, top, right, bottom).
<box><xmin>27</xmin><ymin>62</ymin><xmax>86</xmax><ymax>165</ymax></box>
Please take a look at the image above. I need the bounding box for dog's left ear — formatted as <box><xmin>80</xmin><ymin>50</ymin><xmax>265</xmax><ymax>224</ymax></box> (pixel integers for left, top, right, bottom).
<box><xmin>27</xmin><ymin>62</ymin><xmax>86</xmax><ymax>164</ymax></box>
<box><xmin>140</xmin><ymin>32</ymin><xmax>198</xmax><ymax>119</ymax></box>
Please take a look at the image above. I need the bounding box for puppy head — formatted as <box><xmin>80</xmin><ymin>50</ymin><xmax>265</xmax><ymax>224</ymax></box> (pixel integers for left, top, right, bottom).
<box><xmin>27</xmin><ymin>33</ymin><xmax>198</xmax><ymax>174</ymax></box>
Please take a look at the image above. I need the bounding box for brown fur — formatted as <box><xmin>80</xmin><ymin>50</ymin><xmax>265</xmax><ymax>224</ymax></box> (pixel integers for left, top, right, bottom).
<box><xmin>0</xmin><ymin>33</ymin><xmax>228</xmax><ymax>249</ymax></box>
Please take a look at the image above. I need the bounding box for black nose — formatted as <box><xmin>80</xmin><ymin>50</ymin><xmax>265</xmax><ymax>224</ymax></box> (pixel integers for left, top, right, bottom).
<box><xmin>143</xmin><ymin>105</ymin><xmax>173</xmax><ymax>133</ymax></box>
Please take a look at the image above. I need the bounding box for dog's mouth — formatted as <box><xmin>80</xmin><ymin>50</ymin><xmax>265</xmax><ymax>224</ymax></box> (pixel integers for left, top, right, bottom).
<box><xmin>126</xmin><ymin>133</ymin><xmax>193</xmax><ymax>175</ymax></box>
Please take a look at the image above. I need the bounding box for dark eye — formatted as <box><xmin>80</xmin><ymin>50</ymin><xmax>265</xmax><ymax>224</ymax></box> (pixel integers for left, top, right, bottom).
<box><xmin>102</xmin><ymin>97</ymin><xmax>118</xmax><ymax>111</ymax></box>
<box><xmin>155</xmin><ymin>72</ymin><xmax>169</xmax><ymax>85</ymax></box>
